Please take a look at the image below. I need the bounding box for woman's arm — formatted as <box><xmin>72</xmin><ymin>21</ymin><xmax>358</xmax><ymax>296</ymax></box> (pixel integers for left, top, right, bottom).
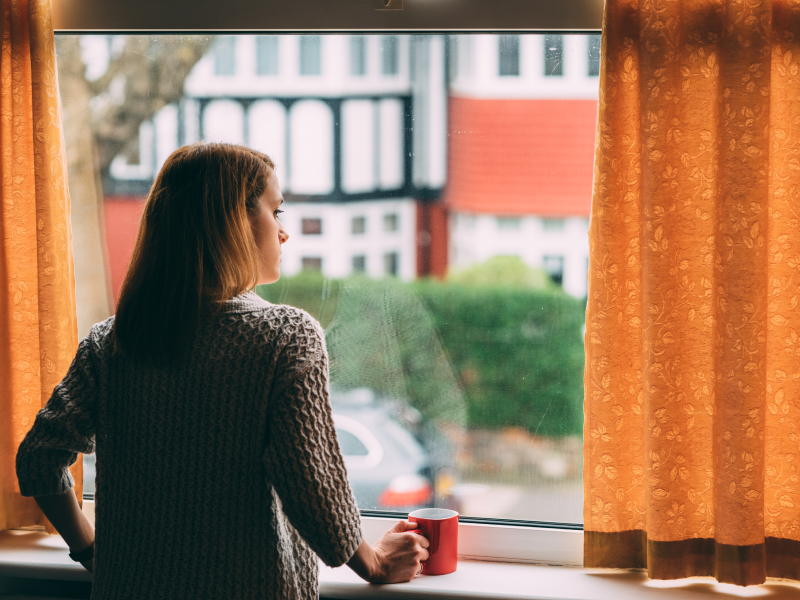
<box><xmin>34</xmin><ymin>490</ymin><xmax>95</xmax><ymax>573</ymax></box>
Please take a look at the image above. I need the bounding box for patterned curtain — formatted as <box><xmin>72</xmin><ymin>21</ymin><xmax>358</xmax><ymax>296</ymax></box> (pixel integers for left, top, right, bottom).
<box><xmin>585</xmin><ymin>0</ymin><xmax>800</xmax><ymax>586</ymax></box>
<box><xmin>0</xmin><ymin>0</ymin><xmax>79</xmax><ymax>531</ymax></box>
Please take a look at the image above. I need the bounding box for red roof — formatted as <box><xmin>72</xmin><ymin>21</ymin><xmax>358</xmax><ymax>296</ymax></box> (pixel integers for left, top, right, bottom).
<box><xmin>443</xmin><ymin>96</ymin><xmax>597</xmax><ymax>217</ymax></box>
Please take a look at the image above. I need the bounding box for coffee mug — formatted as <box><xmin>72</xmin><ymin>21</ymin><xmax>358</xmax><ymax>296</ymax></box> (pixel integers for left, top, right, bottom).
<box><xmin>408</xmin><ymin>508</ymin><xmax>459</xmax><ymax>575</ymax></box>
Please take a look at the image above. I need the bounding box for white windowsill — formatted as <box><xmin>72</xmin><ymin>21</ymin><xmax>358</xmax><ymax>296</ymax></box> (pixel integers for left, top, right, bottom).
<box><xmin>4</xmin><ymin>529</ymin><xmax>800</xmax><ymax>599</ymax></box>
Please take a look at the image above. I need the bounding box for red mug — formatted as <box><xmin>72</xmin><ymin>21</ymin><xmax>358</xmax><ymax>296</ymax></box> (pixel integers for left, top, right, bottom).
<box><xmin>408</xmin><ymin>508</ymin><xmax>459</xmax><ymax>575</ymax></box>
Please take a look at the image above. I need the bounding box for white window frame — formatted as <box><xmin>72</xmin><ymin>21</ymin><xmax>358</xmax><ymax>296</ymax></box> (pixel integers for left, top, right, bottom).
<box><xmin>55</xmin><ymin>0</ymin><xmax>599</xmax><ymax>566</ymax></box>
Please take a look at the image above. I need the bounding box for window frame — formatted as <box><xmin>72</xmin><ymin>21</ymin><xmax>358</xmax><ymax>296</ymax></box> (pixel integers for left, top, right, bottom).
<box><xmin>54</xmin><ymin>0</ymin><xmax>600</xmax><ymax>566</ymax></box>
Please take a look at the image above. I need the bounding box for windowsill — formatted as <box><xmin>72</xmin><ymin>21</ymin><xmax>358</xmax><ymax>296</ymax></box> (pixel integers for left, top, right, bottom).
<box><xmin>4</xmin><ymin>530</ymin><xmax>800</xmax><ymax>599</ymax></box>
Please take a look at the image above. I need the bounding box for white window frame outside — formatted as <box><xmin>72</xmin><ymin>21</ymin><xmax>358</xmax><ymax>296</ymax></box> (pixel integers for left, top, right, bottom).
<box><xmin>53</xmin><ymin>0</ymin><xmax>600</xmax><ymax>567</ymax></box>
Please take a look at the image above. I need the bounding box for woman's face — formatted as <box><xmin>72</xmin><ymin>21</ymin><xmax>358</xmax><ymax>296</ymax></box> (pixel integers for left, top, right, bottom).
<box><xmin>249</xmin><ymin>171</ymin><xmax>288</xmax><ymax>286</ymax></box>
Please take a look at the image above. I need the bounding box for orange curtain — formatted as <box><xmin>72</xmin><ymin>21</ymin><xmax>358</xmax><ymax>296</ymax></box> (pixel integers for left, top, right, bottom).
<box><xmin>0</xmin><ymin>0</ymin><xmax>79</xmax><ymax>531</ymax></box>
<box><xmin>584</xmin><ymin>0</ymin><xmax>800</xmax><ymax>586</ymax></box>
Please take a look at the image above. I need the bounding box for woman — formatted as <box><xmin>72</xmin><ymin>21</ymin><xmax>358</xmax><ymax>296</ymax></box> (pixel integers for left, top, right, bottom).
<box><xmin>15</xmin><ymin>143</ymin><xmax>429</xmax><ymax>599</ymax></box>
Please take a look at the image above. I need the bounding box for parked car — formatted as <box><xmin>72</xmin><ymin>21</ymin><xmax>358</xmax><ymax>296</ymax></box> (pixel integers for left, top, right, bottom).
<box><xmin>331</xmin><ymin>388</ymin><xmax>458</xmax><ymax>513</ymax></box>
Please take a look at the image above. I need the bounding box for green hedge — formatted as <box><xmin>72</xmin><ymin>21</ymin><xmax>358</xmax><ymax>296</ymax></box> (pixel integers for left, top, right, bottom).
<box><xmin>257</xmin><ymin>262</ymin><xmax>585</xmax><ymax>436</ymax></box>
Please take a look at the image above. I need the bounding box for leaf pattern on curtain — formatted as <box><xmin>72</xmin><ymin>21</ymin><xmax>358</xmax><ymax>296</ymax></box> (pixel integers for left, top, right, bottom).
<box><xmin>585</xmin><ymin>0</ymin><xmax>800</xmax><ymax>586</ymax></box>
<box><xmin>0</xmin><ymin>0</ymin><xmax>79</xmax><ymax>531</ymax></box>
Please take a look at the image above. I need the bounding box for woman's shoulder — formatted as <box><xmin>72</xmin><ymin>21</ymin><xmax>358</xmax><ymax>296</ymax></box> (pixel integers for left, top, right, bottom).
<box><xmin>224</xmin><ymin>292</ymin><xmax>324</xmax><ymax>345</ymax></box>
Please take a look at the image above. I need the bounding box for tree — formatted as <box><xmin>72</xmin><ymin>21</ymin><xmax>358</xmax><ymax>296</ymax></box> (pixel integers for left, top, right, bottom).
<box><xmin>55</xmin><ymin>35</ymin><xmax>214</xmax><ymax>337</ymax></box>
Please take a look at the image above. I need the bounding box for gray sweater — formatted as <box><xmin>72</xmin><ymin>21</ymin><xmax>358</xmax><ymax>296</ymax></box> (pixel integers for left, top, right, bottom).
<box><xmin>16</xmin><ymin>292</ymin><xmax>363</xmax><ymax>600</ymax></box>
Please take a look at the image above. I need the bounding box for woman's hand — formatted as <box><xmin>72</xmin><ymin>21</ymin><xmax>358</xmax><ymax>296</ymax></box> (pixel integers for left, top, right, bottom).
<box><xmin>347</xmin><ymin>520</ymin><xmax>429</xmax><ymax>584</ymax></box>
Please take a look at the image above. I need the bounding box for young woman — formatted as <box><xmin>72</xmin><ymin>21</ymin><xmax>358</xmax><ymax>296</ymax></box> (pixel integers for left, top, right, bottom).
<box><xmin>16</xmin><ymin>143</ymin><xmax>429</xmax><ymax>599</ymax></box>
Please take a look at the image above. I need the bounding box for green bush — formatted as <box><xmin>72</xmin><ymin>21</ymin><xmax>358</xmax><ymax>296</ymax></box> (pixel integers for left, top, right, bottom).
<box><xmin>257</xmin><ymin>262</ymin><xmax>585</xmax><ymax>436</ymax></box>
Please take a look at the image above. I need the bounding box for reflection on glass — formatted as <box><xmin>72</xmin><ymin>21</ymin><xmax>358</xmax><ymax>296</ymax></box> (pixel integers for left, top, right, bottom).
<box><xmin>60</xmin><ymin>33</ymin><xmax>596</xmax><ymax>524</ymax></box>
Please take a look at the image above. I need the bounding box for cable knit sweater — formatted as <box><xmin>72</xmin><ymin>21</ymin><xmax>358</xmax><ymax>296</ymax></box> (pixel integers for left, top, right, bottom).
<box><xmin>16</xmin><ymin>292</ymin><xmax>363</xmax><ymax>600</ymax></box>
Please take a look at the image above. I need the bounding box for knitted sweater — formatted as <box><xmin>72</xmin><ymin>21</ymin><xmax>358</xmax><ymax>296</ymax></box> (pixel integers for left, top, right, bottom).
<box><xmin>16</xmin><ymin>292</ymin><xmax>363</xmax><ymax>600</ymax></box>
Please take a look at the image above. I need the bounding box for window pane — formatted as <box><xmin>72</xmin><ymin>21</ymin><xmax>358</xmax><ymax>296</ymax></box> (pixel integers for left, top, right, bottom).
<box><xmin>544</xmin><ymin>34</ymin><xmax>563</xmax><ymax>77</ymax></box>
<box><xmin>214</xmin><ymin>36</ymin><xmax>236</xmax><ymax>75</ymax></box>
<box><xmin>256</xmin><ymin>35</ymin><xmax>279</xmax><ymax>75</ymax></box>
<box><xmin>350</xmin><ymin>36</ymin><xmax>367</xmax><ymax>76</ymax></box>
<box><xmin>59</xmin><ymin>33</ymin><xmax>596</xmax><ymax>525</ymax></box>
<box><xmin>381</xmin><ymin>36</ymin><xmax>399</xmax><ymax>75</ymax></box>
<box><xmin>498</xmin><ymin>35</ymin><xmax>519</xmax><ymax>77</ymax></box>
<box><xmin>588</xmin><ymin>34</ymin><xmax>601</xmax><ymax>77</ymax></box>
<box><xmin>299</xmin><ymin>35</ymin><xmax>321</xmax><ymax>76</ymax></box>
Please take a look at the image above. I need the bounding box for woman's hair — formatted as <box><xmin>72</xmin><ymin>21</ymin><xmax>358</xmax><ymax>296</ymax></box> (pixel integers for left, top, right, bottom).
<box><xmin>114</xmin><ymin>142</ymin><xmax>274</xmax><ymax>365</ymax></box>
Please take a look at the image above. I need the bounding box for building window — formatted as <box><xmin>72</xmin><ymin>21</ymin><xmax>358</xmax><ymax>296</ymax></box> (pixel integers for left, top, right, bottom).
<box><xmin>352</xmin><ymin>255</ymin><xmax>366</xmax><ymax>273</ymax></box>
<box><xmin>350</xmin><ymin>36</ymin><xmax>367</xmax><ymax>76</ymax></box>
<box><xmin>301</xmin><ymin>257</ymin><xmax>323</xmax><ymax>271</ymax></box>
<box><xmin>544</xmin><ymin>34</ymin><xmax>563</xmax><ymax>77</ymax></box>
<box><xmin>301</xmin><ymin>217</ymin><xmax>323</xmax><ymax>235</ymax></box>
<box><xmin>497</xmin><ymin>216</ymin><xmax>521</xmax><ymax>230</ymax></box>
<box><xmin>384</xmin><ymin>252</ymin><xmax>399</xmax><ymax>276</ymax></box>
<box><xmin>543</xmin><ymin>255</ymin><xmax>564</xmax><ymax>286</ymax></box>
<box><xmin>256</xmin><ymin>36</ymin><xmax>279</xmax><ymax>75</ymax></box>
<box><xmin>299</xmin><ymin>36</ymin><xmax>321</xmax><ymax>76</ymax></box>
<box><xmin>588</xmin><ymin>34</ymin><xmax>601</xmax><ymax>77</ymax></box>
<box><xmin>498</xmin><ymin>35</ymin><xmax>520</xmax><ymax>77</ymax></box>
<box><xmin>383</xmin><ymin>213</ymin><xmax>399</xmax><ymax>232</ymax></box>
<box><xmin>381</xmin><ymin>36</ymin><xmax>399</xmax><ymax>75</ymax></box>
<box><xmin>542</xmin><ymin>218</ymin><xmax>565</xmax><ymax>231</ymax></box>
<box><xmin>214</xmin><ymin>36</ymin><xmax>236</xmax><ymax>75</ymax></box>
<box><xmin>352</xmin><ymin>216</ymin><xmax>366</xmax><ymax>235</ymax></box>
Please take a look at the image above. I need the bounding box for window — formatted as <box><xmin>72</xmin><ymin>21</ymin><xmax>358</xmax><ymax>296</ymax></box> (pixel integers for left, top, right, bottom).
<box><xmin>380</xmin><ymin>35</ymin><xmax>399</xmax><ymax>75</ymax></box>
<box><xmin>543</xmin><ymin>255</ymin><xmax>564</xmax><ymax>286</ymax></box>
<box><xmin>544</xmin><ymin>34</ymin><xmax>563</xmax><ymax>77</ymax></box>
<box><xmin>352</xmin><ymin>216</ymin><xmax>366</xmax><ymax>234</ymax></box>
<box><xmin>352</xmin><ymin>255</ymin><xmax>366</xmax><ymax>273</ymax></box>
<box><xmin>498</xmin><ymin>35</ymin><xmax>520</xmax><ymax>77</ymax></box>
<box><xmin>497</xmin><ymin>216</ymin><xmax>521</xmax><ymax>230</ymax></box>
<box><xmin>214</xmin><ymin>36</ymin><xmax>236</xmax><ymax>75</ymax></box>
<box><xmin>383</xmin><ymin>213</ymin><xmax>398</xmax><ymax>232</ymax></box>
<box><xmin>350</xmin><ymin>36</ymin><xmax>367</xmax><ymax>76</ymax></box>
<box><xmin>588</xmin><ymin>34</ymin><xmax>601</xmax><ymax>77</ymax></box>
<box><xmin>299</xmin><ymin>35</ymin><xmax>321</xmax><ymax>76</ymax></box>
<box><xmin>383</xmin><ymin>252</ymin><xmax>399</xmax><ymax>276</ymax></box>
<box><xmin>542</xmin><ymin>217</ymin><xmax>565</xmax><ymax>231</ymax></box>
<box><xmin>59</xmin><ymin>32</ymin><xmax>596</xmax><ymax>544</ymax></box>
<box><xmin>256</xmin><ymin>35</ymin><xmax>279</xmax><ymax>75</ymax></box>
<box><xmin>301</xmin><ymin>257</ymin><xmax>323</xmax><ymax>271</ymax></box>
<box><xmin>301</xmin><ymin>217</ymin><xmax>322</xmax><ymax>235</ymax></box>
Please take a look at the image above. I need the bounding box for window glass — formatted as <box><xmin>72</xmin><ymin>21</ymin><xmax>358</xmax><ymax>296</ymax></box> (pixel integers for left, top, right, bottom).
<box><xmin>498</xmin><ymin>35</ymin><xmax>520</xmax><ymax>77</ymax></box>
<box><xmin>256</xmin><ymin>35</ymin><xmax>279</xmax><ymax>75</ymax></box>
<box><xmin>59</xmin><ymin>33</ymin><xmax>595</xmax><ymax>525</ymax></box>
<box><xmin>350</xmin><ymin>36</ymin><xmax>367</xmax><ymax>76</ymax></box>
<box><xmin>299</xmin><ymin>35</ymin><xmax>321</xmax><ymax>76</ymax></box>
<box><xmin>214</xmin><ymin>36</ymin><xmax>236</xmax><ymax>75</ymax></box>
<box><xmin>588</xmin><ymin>34</ymin><xmax>601</xmax><ymax>77</ymax></box>
<box><xmin>381</xmin><ymin>36</ymin><xmax>399</xmax><ymax>75</ymax></box>
<box><xmin>301</xmin><ymin>217</ymin><xmax>323</xmax><ymax>235</ymax></box>
<box><xmin>544</xmin><ymin>34</ymin><xmax>563</xmax><ymax>77</ymax></box>
<box><xmin>352</xmin><ymin>216</ymin><xmax>366</xmax><ymax>234</ymax></box>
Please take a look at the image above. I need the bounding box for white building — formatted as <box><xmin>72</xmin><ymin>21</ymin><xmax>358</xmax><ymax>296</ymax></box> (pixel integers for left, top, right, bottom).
<box><xmin>106</xmin><ymin>34</ymin><xmax>448</xmax><ymax>281</ymax></box>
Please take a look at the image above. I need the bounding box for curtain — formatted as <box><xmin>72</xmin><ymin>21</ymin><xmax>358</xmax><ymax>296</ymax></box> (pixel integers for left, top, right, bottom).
<box><xmin>584</xmin><ymin>0</ymin><xmax>800</xmax><ymax>587</ymax></box>
<box><xmin>0</xmin><ymin>0</ymin><xmax>79</xmax><ymax>531</ymax></box>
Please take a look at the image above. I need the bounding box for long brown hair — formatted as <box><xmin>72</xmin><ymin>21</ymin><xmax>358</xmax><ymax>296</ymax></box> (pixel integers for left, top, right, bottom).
<box><xmin>114</xmin><ymin>143</ymin><xmax>274</xmax><ymax>365</ymax></box>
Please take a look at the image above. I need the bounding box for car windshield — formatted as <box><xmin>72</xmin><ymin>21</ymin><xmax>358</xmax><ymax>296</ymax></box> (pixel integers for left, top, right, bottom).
<box><xmin>62</xmin><ymin>33</ymin><xmax>596</xmax><ymax>525</ymax></box>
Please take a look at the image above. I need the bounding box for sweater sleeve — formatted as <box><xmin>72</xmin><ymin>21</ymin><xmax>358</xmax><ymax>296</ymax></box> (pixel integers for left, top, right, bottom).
<box><xmin>16</xmin><ymin>332</ymin><xmax>98</xmax><ymax>497</ymax></box>
<box><xmin>262</xmin><ymin>311</ymin><xmax>363</xmax><ymax>568</ymax></box>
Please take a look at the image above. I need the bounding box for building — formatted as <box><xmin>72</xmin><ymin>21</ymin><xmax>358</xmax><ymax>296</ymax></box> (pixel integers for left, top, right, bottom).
<box><xmin>102</xmin><ymin>34</ymin><xmax>447</xmax><ymax>297</ymax></box>
<box><xmin>445</xmin><ymin>34</ymin><xmax>599</xmax><ymax>298</ymax></box>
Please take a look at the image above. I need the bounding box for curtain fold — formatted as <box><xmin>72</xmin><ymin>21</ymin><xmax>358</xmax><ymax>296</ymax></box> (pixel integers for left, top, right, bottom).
<box><xmin>585</xmin><ymin>0</ymin><xmax>800</xmax><ymax>586</ymax></box>
<box><xmin>0</xmin><ymin>0</ymin><xmax>79</xmax><ymax>531</ymax></box>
